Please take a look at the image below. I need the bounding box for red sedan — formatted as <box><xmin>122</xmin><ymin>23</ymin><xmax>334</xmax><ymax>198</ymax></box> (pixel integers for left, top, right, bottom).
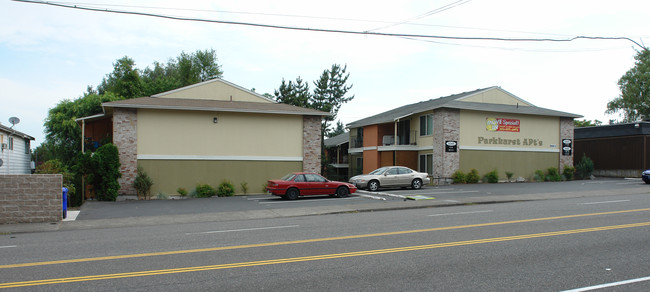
<box><xmin>267</xmin><ymin>172</ymin><xmax>357</xmax><ymax>200</ymax></box>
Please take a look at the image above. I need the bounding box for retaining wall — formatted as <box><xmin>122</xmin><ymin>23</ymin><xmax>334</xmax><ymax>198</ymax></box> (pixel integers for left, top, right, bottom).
<box><xmin>0</xmin><ymin>174</ymin><xmax>62</xmax><ymax>224</ymax></box>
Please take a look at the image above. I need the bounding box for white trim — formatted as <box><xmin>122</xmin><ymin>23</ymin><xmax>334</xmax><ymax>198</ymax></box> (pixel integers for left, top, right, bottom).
<box><xmin>348</xmin><ymin>147</ymin><xmax>363</xmax><ymax>154</ymax></box>
<box><xmin>138</xmin><ymin>154</ymin><xmax>303</xmax><ymax>161</ymax></box>
<box><xmin>378</xmin><ymin>145</ymin><xmax>431</xmax><ymax>151</ymax></box>
<box><xmin>460</xmin><ymin>145</ymin><xmax>559</xmax><ymax>153</ymax></box>
<box><xmin>363</xmin><ymin>146</ymin><xmax>377</xmax><ymax>151</ymax></box>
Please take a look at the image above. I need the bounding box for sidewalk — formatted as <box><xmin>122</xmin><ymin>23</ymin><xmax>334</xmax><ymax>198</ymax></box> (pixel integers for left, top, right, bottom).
<box><xmin>1</xmin><ymin>185</ymin><xmax>648</xmax><ymax>234</ymax></box>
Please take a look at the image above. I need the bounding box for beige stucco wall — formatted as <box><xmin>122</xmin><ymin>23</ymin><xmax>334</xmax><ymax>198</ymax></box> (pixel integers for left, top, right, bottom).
<box><xmin>458</xmin><ymin>88</ymin><xmax>532</xmax><ymax>106</ymax></box>
<box><xmin>139</xmin><ymin>160</ymin><xmax>301</xmax><ymax>195</ymax></box>
<box><xmin>156</xmin><ymin>80</ymin><xmax>273</xmax><ymax>103</ymax></box>
<box><xmin>459</xmin><ymin>150</ymin><xmax>559</xmax><ymax>180</ymax></box>
<box><xmin>137</xmin><ymin>109</ymin><xmax>303</xmax><ymax>159</ymax></box>
<box><xmin>460</xmin><ymin>110</ymin><xmax>561</xmax><ymax>152</ymax></box>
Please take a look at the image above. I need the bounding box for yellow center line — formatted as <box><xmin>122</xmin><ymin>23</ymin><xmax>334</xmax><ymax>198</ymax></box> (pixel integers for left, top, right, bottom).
<box><xmin>1</xmin><ymin>208</ymin><xmax>649</xmax><ymax>269</ymax></box>
<box><xmin>1</xmin><ymin>221</ymin><xmax>649</xmax><ymax>289</ymax></box>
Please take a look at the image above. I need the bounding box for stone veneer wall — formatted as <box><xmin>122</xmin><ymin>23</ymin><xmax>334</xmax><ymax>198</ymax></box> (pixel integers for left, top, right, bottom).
<box><xmin>113</xmin><ymin>108</ymin><xmax>138</xmax><ymax>195</ymax></box>
<box><xmin>559</xmin><ymin>117</ymin><xmax>575</xmax><ymax>173</ymax></box>
<box><xmin>432</xmin><ymin>108</ymin><xmax>460</xmax><ymax>180</ymax></box>
<box><xmin>0</xmin><ymin>174</ymin><xmax>62</xmax><ymax>224</ymax></box>
<box><xmin>303</xmin><ymin>116</ymin><xmax>322</xmax><ymax>173</ymax></box>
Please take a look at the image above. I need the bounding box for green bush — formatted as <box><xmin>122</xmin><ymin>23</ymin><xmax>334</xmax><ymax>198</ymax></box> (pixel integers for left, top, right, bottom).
<box><xmin>575</xmin><ymin>154</ymin><xmax>595</xmax><ymax>179</ymax></box>
<box><xmin>533</xmin><ymin>170</ymin><xmax>545</xmax><ymax>182</ymax></box>
<box><xmin>133</xmin><ymin>167</ymin><xmax>154</xmax><ymax>200</ymax></box>
<box><xmin>240</xmin><ymin>182</ymin><xmax>249</xmax><ymax>195</ymax></box>
<box><xmin>36</xmin><ymin>159</ymin><xmax>76</xmax><ymax>203</ymax></box>
<box><xmin>89</xmin><ymin>144</ymin><xmax>121</xmax><ymax>201</ymax></box>
<box><xmin>563</xmin><ymin>165</ymin><xmax>575</xmax><ymax>181</ymax></box>
<box><xmin>466</xmin><ymin>169</ymin><xmax>481</xmax><ymax>184</ymax></box>
<box><xmin>195</xmin><ymin>184</ymin><xmax>216</xmax><ymax>198</ymax></box>
<box><xmin>156</xmin><ymin>192</ymin><xmax>168</xmax><ymax>200</ymax></box>
<box><xmin>451</xmin><ymin>170</ymin><xmax>466</xmax><ymax>184</ymax></box>
<box><xmin>546</xmin><ymin>167</ymin><xmax>562</xmax><ymax>182</ymax></box>
<box><xmin>177</xmin><ymin>187</ymin><xmax>188</xmax><ymax>197</ymax></box>
<box><xmin>484</xmin><ymin>169</ymin><xmax>499</xmax><ymax>183</ymax></box>
<box><xmin>217</xmin><ymin>180</ymin><xmax>235</xmax><ymax>197</ymax></box>
<box><xmin>505</xmin><ymin>171</ymin><xmax>514</xmax><ymax>182</ymax></box>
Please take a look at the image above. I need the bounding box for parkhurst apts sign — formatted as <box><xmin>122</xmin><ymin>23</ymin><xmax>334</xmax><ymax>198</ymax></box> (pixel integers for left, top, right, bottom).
<box><xmin>486</xmin><ymin>117</ymin><xmax>520</xmax><ymax>132</ymax></box>
<box><xmin>482</xmin><ymin>117</ymin><xmax>544</xmax><ymax>146</ymax></box>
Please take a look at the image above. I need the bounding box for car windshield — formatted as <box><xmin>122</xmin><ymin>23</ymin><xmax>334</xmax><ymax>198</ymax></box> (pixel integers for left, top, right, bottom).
<box><xmin>280</xmin><ymin>173</ymin><xmax>296</xmax><ymax>181</ymax></box>
<box><xmin>369</xmin><ymin>167</ymin><xmax>389</xmax><ymax>175</ymax></box>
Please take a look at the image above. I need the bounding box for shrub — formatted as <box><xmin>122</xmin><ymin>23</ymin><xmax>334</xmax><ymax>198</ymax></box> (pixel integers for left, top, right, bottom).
<box><xmin>505</xmin><ymin>171</ymin><xmax>514</xmax><ymax>182</ymax></box>
<box><xmin>240</xmin><ymin>182</ymin><xmax>249</xmax><ymax>195</ymax></box>
<box><xmin>533</xmin><ymin>170</ymin><xmax>545</xmax><ymax>182</ymax></box>
<box><xmin>261</xmin><ymin>183</ymin><xmax>268</xmax><ymax>193</ymax></box>
<box><xmin>36</xmin><ymin>159</ymin><xmax>76</xmax><ymax>202</ymax></box>
<box><xmin>156</xmin><ymin>192</ymin><xmax>168</xmax><ymax>200</ymax></box>
<box><xmin>451</xmin><ymin>170</ymin><xmax>466</xmax><ymax>184</ymax></box>
<box><xmin>217</xmin><ymin>180</ymin><xmax>236</xmax><ymax>197</ymax></box>
<box><xmin>546</xmin><ymin>167</ymin><xmax>562</xmax><ymax>182</ymax></box>
<box><xmin>177</xmin><ymin>187</ymin><xmax>188</xmax><ymax>197</ymax></box>
<box><xmin>484</xmin><ymin>169</ymin><xmax>499</xmax><ymax>183</ymax></box>
<box><xmin>89</xmin><ymin>144</ymin><xmax>121</xmax><ymax>201</ymax></box>
<box><xmin>466</xmin><ymin>169</ymin><xmax>481</xmax><ymax>183</ymax></box>
<box><xmin>133</xmin><ymin>167</ymin><xmax>154</xmax><ymax>200</ymax></box>
<box><xmin>575</xmin><ymin>154</ymin><xmax>595</xmax><ymax>179</ymax></box>
<box><xmin>563</xmin><ymin>165</ymin><xmax>575</xmax><ymax>181</ymax></box>
<box><xmin>195</xmin><ymin>184</ymin><xmax>216</xmax><ymax>198</ymax></box>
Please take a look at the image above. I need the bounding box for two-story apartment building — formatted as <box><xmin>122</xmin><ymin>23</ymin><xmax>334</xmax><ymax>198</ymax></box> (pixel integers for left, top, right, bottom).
<box><xmin>347</xmin><ymin>86</ymin><xmax>581</xmax><ymax>182</ymax></box>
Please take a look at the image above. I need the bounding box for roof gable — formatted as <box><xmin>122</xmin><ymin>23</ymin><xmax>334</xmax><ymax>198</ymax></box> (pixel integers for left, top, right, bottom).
<box><xmin>152</xmin><ymin>79</ymin><xmax>274</xmax><ymax>103</ymax></box>
<box><xmin>456</xmin><ymin>87</ymin><xmax>534</xmax><ymax>106</ymax></box>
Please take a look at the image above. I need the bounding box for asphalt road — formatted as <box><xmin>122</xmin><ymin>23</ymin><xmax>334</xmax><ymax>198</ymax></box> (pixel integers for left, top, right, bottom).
<box><xmin>1</xmin><ymin>189</ymin><xmax>649</xmax><ymax>291</ymax></box>
<box><xmin>74</xmin><ymin>178</ymin><xmax>648</xmax><ymax>220</ymax></box>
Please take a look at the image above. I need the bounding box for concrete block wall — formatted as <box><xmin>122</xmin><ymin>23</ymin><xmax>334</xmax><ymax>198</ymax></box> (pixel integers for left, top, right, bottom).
<box><xmin>0</xmin><ymin>174</ymin><xmax>62</xmax><ymax>224</ymax></box>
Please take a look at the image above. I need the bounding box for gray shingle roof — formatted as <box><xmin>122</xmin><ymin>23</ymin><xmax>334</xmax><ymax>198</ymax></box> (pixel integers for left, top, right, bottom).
<box><xmin>324</xmin><ymin>132</ymin><xmax>349</xmax><ymax>148</ymax></box>
<box><xmin>102</xmin><ymin>97</ymin><xmax>330</xmax><ymax>116</ymax></box>
<box><xmin>347</xmin><ymin>87</ymin><xmax>581</xmax><ymax>128</ymax></box>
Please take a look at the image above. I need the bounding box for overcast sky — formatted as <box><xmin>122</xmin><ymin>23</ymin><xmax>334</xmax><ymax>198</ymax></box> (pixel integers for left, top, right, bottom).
<box><xmin>1</xmin><ymin>0</ymin><xmax>648</xmax><ymax>147</ymax></box>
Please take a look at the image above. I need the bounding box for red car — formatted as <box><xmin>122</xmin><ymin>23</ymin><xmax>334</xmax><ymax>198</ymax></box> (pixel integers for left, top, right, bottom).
<box><xmin>267</xmin><ymin>172</ymin><xmax>357</xmax><ymax>200</ymax></box>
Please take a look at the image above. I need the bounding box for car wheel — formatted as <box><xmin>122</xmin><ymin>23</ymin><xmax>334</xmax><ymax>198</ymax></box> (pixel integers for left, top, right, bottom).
<box><xmin>336</xmin><ymin>186</ymin><xmax>349</xmax><ymax>198</ymax></box>
<box><xmin>285</xmin><ymin>188</ymin><xmax>299</xmax><ymax>200</ymax></box>
<box><xmin>411</xmin><ymin>178</ymin><xmax>423</xmax><ymax>190</ymax></box>
<box><xmin>367</xmin><ymin>180</ymin><xmax>380</xmax><ymax>192</ymax></box>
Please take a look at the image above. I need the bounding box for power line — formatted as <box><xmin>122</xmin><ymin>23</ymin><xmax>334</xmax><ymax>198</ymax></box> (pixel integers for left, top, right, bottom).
<box><xmin>13</xmin><ymin>0</ymin><xmax>647</xmax><ymax>50</ymax></box>
<box><xmin>367</xmin><ymin>0</ymin><xmax>472</xmax><ymax>32</ymax></box>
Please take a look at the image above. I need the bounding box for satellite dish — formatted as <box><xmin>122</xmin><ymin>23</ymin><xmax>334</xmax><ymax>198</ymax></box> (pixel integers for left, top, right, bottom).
<box><xmin>8</xmin><ymin>117</ymin><xmax>20</xmax><ymax>126</ymax></box>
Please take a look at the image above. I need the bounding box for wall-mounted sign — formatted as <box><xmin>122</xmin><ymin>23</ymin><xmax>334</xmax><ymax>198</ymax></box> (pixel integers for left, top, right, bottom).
<box><xmin>562</xmin><ymin>139</ymin><xmax>572</xmax><ymax>156</ymax></box>
<box><xmin>445</xmin><ymin>141</ymin><xmax>458</xmax><ymax>152</ymax></box>
<box><xmin>486</xmin><ymin>118</ymin><xmax>520</xmax><ymax>132</ymax></box>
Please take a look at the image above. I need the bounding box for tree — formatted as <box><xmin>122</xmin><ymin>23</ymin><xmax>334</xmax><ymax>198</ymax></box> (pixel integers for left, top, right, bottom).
<box><xmin>327</xmin><ymin>121</ymin><xmax>346</xmax><ymax>138</ymax></box>
<box><xmin>273</xmin><ymin>77</ymin><xmax>311</xmax><ymax>108</ymax></box>
<box><xmin>97</xmin><ymin>56</ymin><xmax>144</xmax><ymax>98</ymax></box>
<box><xmin>312</xmin><ymin>64</ymin><xmax>354</xmax><ymax>134</ymax></box>
<box><xmin>606</xmin><ymin>49</ymin><xmax>650</xmax><ymax>122</ymax></box>
<box><xmin>87</xmin><ymin>143</ymin><xmax>122</xmax><ymax>201</ymax></box>
<box><xmin>574</xmin><ymin>119</ymin><xmax>602</xmax><ymax>127</ymax></box>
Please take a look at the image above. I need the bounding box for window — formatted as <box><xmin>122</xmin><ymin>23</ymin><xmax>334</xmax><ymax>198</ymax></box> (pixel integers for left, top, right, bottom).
<box><xmin>419</xmin><ymin>154</ymin><xmax>433</xmax><ymax>175</ymax></box>
<box><xmin>387</xmin><ymin>168</ymin><xmax>399</xmax><ymax>175</ymax></box>
<box><xmin>398</xmin><ymin>167</ymin><xmax>412</xmax><ymax>175</ymax></box>
<box><xmin>8</xmin><ymin>137</ymin><xmax>13</xmax><ymax>150</ymax></box>
<box><xmin>25</xmin><ymin>140</ymin><xmax>30</xmax><ymax>154</ymax></box>
<box><xmin>419</xmin><ymin>114</ymin><xmax>433</xmax><ymax>136</ymax></box>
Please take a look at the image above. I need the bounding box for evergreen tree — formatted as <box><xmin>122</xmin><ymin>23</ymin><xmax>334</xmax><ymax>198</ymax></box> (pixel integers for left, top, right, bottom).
<box><xmin>607</xmin><ymin>48</ymin><xmax>650</xmax><ymax>121</ymax></box>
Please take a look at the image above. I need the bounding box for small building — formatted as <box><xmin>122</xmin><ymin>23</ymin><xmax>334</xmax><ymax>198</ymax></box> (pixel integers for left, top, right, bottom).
<box><xmin>324</xmin><ymin>132</ymin><xmax>349</xmax><ymax>181</ymax></box>
<box><xmin>0</xmin><ymin>123</ymin><xmax>34</xmax><ymax>174</ymax></box>
<box><xmin>77</xmin><ymin>79</ymin><xmax>329</xmax><ymax>196</ymax></box>
<box><xmin>574</xmin><ymin>121</ymin><xmax>650</xmax><ymax>177</ymax></box>
<box><xmin>347</xmin><ymin>86</ymin><xmax>581</xmax><ymax>182</ymax></box>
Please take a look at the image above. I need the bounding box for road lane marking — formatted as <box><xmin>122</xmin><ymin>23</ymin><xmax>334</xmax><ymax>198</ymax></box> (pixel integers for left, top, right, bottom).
<box><xmin>2</xmin><ymin>208</ymin><xmax>649</xmax><ymax>270</ymax></box>
<box><xmin>427</xmin><ymin>210</ymin><xmax>493</xmax><ymax>217</ymax></box>
<box><xmin>186</xmin><ymin>225</ymin><xmax>300</xmax><ymax>235</ymax></box>
<box><xmin>2</xmin><ymin>222</ymin><xmax>649</xmax><ymax>289</ymax></box>
<box><xmin>561</xmin><ymin>275</ymin><xmax>650</xmax><ymax>292</ymax></box>
<box><xmin>580</xmin><ymin>200</ymin><xmax>631</xmax><ymax>205</ymax></box>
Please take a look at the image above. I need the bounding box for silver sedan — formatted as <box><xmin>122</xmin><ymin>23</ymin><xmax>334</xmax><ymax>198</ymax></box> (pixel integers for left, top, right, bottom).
<box><xmin>349</xmin><ymin>166</ymin><xmax>430</xmax><ymax>191</ymax></box>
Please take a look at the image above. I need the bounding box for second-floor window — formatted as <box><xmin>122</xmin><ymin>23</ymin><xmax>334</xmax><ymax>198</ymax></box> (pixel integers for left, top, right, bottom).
<box><xmin>420</xmin><ymin>114</ymin><xmax>433</xmax><ymax>136</ymax></box>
